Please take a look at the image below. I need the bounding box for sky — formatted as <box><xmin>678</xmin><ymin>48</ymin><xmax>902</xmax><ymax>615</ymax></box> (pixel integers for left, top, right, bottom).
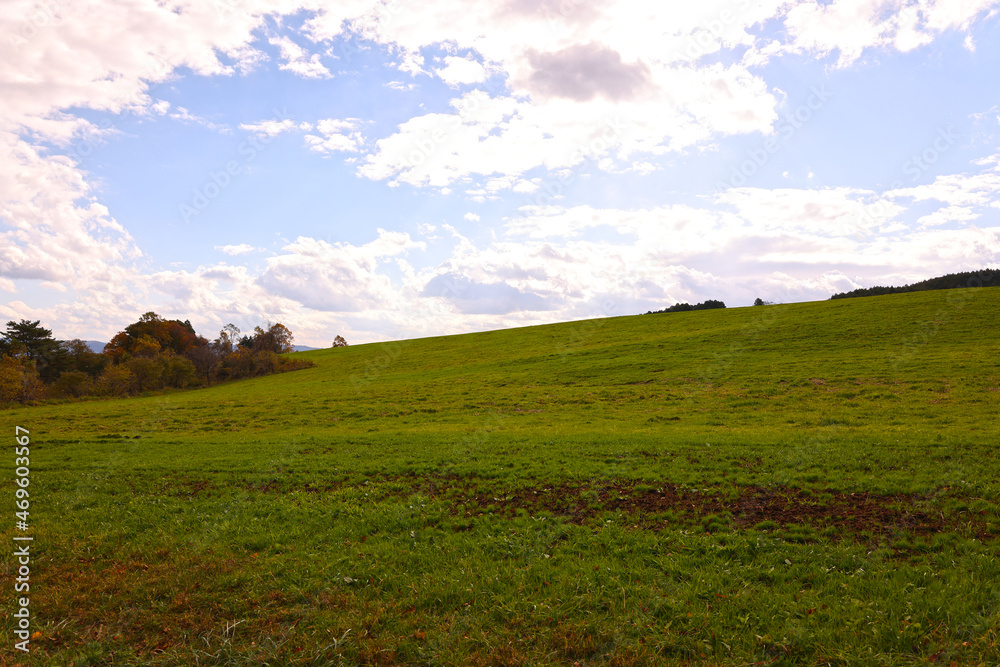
<box><xmin>1</xmin><ymin>0</ymin><xmax>999</xmax><ymax>347</ymax></box>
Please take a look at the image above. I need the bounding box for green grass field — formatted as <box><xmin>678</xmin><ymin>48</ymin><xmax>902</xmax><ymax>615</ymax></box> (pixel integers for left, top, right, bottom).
<box><xmin>3</xmin><ymin>288</ymin><xmax>1000</xmax><ymax>665</ymax></box>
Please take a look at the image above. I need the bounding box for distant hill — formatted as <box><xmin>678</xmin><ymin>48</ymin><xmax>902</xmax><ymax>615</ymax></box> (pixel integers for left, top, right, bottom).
<box><xmin>292</xmin><ymin>345</ymin><xmax>321</xmax><ymax>352</ymax></box>
<box><xmin>831</xmin><ymin>269</ymin><xmax>998</xmax><ymax>300</ymax></box>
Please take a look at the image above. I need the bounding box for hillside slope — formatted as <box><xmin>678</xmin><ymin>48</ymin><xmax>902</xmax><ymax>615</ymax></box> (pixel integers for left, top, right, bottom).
<box><xmin>11</xmin><ymin>287</ymin><xmax>1000</xmax><ymax>490</ymax></box>
<box><xmin>5</xmin><ymin>287</ymin><xmax>1000</xmax><ymax>666</ymax></box>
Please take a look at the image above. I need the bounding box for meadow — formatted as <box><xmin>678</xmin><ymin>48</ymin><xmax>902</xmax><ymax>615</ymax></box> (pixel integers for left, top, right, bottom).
<box><xmin>3</xmin><ymin>287</ymin><xmax>1000</xmax><ymax>666</ymax></box>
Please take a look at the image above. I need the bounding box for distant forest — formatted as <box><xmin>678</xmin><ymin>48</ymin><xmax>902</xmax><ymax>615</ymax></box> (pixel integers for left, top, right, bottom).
<box><xmin>0</xmin><ymin>313</ymin><xmax>318</xmax><ymax>405</ymax></box>
<box><xmin>645</xmin><ymin>299</ymin><xmax>726</xmax><ymax>315</ymax></box>
<box><xmin>830</xmin><ymin>269</ymin><xmax>998</xmax><ymax>300</ymax></box>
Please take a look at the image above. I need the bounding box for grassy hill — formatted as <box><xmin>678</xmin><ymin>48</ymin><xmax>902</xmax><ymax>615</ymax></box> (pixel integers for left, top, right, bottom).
<box><xmin>4</xmin><ymin>288</ymin><xmax>1000</xmax><ymax>665</ymax></box>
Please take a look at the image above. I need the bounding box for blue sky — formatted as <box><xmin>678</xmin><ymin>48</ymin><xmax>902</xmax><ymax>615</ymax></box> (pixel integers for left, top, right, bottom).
<box><xmin>2</xmin><ymin>0</ymin><xmax>999</xmax><ymax>345</ymax></box>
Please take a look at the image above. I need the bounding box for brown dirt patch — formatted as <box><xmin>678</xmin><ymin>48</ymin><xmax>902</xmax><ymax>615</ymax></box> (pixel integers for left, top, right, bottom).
<box><xmin>433</xmin><ymin>480</ymin><xmax>985</xmax><ymax>541</ymax></box>
<box><xmin>236</xmin><ymin>473</ymin><xmax>993</xmax><ymax>542</ymax></box>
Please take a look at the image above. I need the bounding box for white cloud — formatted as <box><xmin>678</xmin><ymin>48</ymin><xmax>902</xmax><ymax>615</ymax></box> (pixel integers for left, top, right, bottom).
<box><xmin>306</xmin><ymin>2</ymin><xmax>784</xmax><ymax>186</ymax></box>
<box><xmin>464</xmin><ymin>212</ymin><xmax>481</xmax><ymax>221</ymax></box>
<box><xmin>269</xmin><ymin>35</ymin><xmax>332</xmax><ymax>79</ymax></box>
<box><xmin>358</xmin><ymin>66</ymin><xmax>778</xmax><ymax>189</ymax></box>
<box><xmin>168</xmin><ymin>106</ymin><xmax>229</xmax><ymax>132</ymax></box>
<box><xmin>780</xmin><ymin>0</ymin><xmax>1000</xmax><ymax>66</ymax></box>
<box><xmin>216</xmin><ymin>244</ymin><xmax>259</xmax><ymax>255</ymax></box>
<box><xmin>629</xmin><ymin>161</ymin><xmax>657</xmax><ymax>174</ymax></box>
<box><xmin>304</xmin><ymin>118</ymin><xmax>366</xmax><ymax>154</ymax></box>
<box><xmin>386</xmin><ymin>80</ymin><xmax>416</xmax><ymax>91</ymax></box>
<box><xmin>716</xmin><ymin>187</ymin><xmax>905</xmax><ymax>238</ymax></box>
<box><xmin>257</xmin><ymin>231</ymin><xmax>425</xmax><ymax>312</ymax></box>
<box><xmin>0</xmin><ymin>1</ymin><xmax>324</xmax><ymax>336</ymax></box>
<box><xmin>298</xmin><ymin>0</ymin><xmax>993</xmax><ymax>191</ymax></box>
<box><xmin>0</xmin><ymin>128</ymin><xmax>141</xmax><ymax>295</ymax></box>
<box><xmin>2</xmin><ymin>0</ymin><xmax>1000</xmax><ymax>345</ymax></box>
<box><xmin>239</xmin><ymin>119</ymin><xmax>311</xmax><ymax>137</ymax></box>
<box><xmin>888</xmin><ymin>167</ymin><xmax>1000</xmax><ymax>208</ymax></box>
<box><xmin>512</xmin><ymin>179</ymin><xmax>540</xmax><ymax>193</ymax></box>
<box><xmin>435</xmin><ymin>56</ymin><xmax>487</xmax><ymax>86</ymax></box>
<box><xmin>915</xmin><ymin>205</ymin><xmax>980</xmax><ymax>228</ymax></box>
<box><xmin>498</xmin><ymin>186</ymin><xmax>1000</xmax><ymax>306</ymax></box>
<box><xmin>228</xmin><ymin>43</ymin><xmax>271</xmax><ymax>74</ymax></box>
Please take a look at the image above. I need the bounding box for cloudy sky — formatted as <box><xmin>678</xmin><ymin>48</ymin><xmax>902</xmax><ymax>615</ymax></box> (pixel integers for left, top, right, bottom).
<box><xmin>2</xmin><ymin>0</ymin><xmax>999</xmax><ymax>346</ymax></box>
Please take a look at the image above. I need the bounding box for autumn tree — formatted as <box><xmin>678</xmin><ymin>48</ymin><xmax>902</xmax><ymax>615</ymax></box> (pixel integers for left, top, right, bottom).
<box><xmin>103</xmin><ymin>331</ymin><xmax>132</xmax><ymax>363</ymax></box>
<box><xmin>187</xmin><ymin>345</ymin><xmax>220</xmax><ymax>385</ymax></box>
<box><xmin>95</xmin><ymin>365</ymin><xmax>134</xmax><ymax>397</ymax></box>
<box><xmin>214</xmin><ymin>324</ymin><xmax>241</xmax><ymax>356</ymax></box>
<box><xmin>125</xmin><ymin>356</ymin><xmax>163</xmax><ymax>392</ymax></box>
<box><xmin>132</xmin><ymin>335</ymin><xmax>162</xmax><ymax>358</ymax></box>
<box><xmin>0</xmin><ymin>357</ymin><xmax>24</xmax><ymax>404</ymax></box>
<box><xmin>162</xmin><ymin>356</ymin><xmax>197</xmax><ymax>388</ymax></box>
<box><xmin>0</xmin><ymin>356</ymin><xmax>44</xmax><ymax>404</ymax></box>
<box><xmin>106</xmin><ymin>312</ymin><xmax>205</xmax><ymax>359</ymax></box>
<box><xmin>253</xmin><ymin>323</ymin><xmax>294</xmax><ymax>354</ymax></box>
<box><xmin>4</xmin><ymin>315</ymin><xmax>312</xmax><ymax>402</ymax></box>
<box><xmin>331</xmin><ymin>335</ymin><xmax>348</xmax><ymax>347</ymax></box>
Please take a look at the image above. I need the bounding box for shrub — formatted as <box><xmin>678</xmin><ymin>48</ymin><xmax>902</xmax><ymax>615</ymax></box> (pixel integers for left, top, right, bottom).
<box><xmin>0</xmin><ymin>356</ymin><xmax>45</xmax><ymax>404</ymax></box>
<box><xmin>18</xmin><ymin>371</ymin><xmax>44</xmax><ymax>403</ymax></box>
<box><xmin>125</xmin><ymin>357</ymin><xmax>163</xmax><ymax>392</ymax></box>
<box><xmin>51</xmin><ymin>371</ymin><xmax>93</xmax><ymax>398</ymax></box>
<box><xmin>162</xmin><ymin>355</ymin><xmax>197</xmax><ymax>388</ymax></box>
<box><xmin>221</xmin><ymin>348</ymin><xmax>256</xmax><ymax>379</ymax></box>
<box><xmin>277</xmin><ymin>357</ymin><xmax>315</xmax><ymax>373</ymax></box>
<box><xmin>0</xmin><ymin>357</ymin><xmax>23</xmax><ymax>404</ymax></box>
<box><xmin>96</xmin><ymin>365</ymin><xmax>135</xmax><ymax>397</ymax></box>
<box><xmin>253</xmin><ymin>351</ymin><xmax>278</xmax><ymax>376</ymax></box>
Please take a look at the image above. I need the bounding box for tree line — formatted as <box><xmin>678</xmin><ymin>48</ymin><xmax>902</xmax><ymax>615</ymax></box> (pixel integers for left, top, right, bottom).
<box><xmin>830</xmin><ymin>269</ymin><xmax>998</xmax><ymax>299</ymax></box>
<box><xmin>0</xmin><ymin>313</ymin><xmax>318</xmax><ymax>405</ymax></box>
<box><xmin>645</xmin><ymin>299</ymin><xmax>726</xmax><ymax>315</ymax></box>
